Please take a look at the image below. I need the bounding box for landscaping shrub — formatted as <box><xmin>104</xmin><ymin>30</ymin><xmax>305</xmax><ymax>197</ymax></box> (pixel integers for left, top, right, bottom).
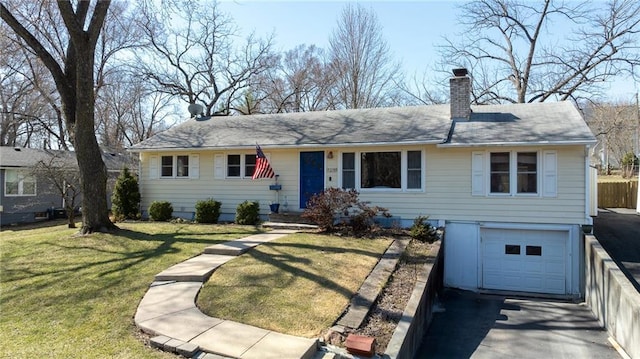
<box><xmin>302</xmin><ymin>188</ymin><xmax>389</xmax><ymax>234</ymax></box>
<box><xmin>195</xmin><ymin>198</ymin><xmax>221</xmax><ymax>223</ymax></box>
<box><xmin>111</xmin><ymin>167</ymin><xmax>141</xmax><ymax>221</ymax></box>
<box><xmin>235</xmin><ymin>200</ymin><xmax>260</xmax><ymax>225</ymax></box>
<box><xmin>410</xmin><ymin>215</ymin><xmax>438</xmax><ymax>243</ymax></box>
<box><xmin>149</xmin><ymin>201</ymin><xmax>173</xmax><ymax>221</ymax></box>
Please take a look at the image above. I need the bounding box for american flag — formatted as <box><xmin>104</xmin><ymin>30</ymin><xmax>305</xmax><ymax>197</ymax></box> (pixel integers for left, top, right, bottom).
<box><xmin>252</xmin><ymin>144</ymin><xmax>275</xmax><ymax>179</ymax></box>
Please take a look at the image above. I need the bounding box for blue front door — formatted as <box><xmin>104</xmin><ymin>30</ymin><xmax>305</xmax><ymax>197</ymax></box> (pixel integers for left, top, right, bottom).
<box><xmin>300</xmin><ymin>151</ymin><xmax>324</xmax><ymax>208</ymax></box>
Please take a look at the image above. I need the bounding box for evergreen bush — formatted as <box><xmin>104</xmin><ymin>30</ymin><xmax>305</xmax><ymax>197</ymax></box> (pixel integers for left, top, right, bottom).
<box><xmin>235</xmin><ymin>201</ymin><xmax>260</xmax><ymax>225</ymax></box>
<box><xmin>111</xmin><ymin>167</ymin><xmax>141</xmax><ymax>221</ymax></box>
<box><xmin>195</xmin><ymin>198</ymin><xmax>221</xmax><ymax>223</ymax></box>
<box><xmin>410</xmin><ymin>215</ymin><xmax>438</xmax><ymax>243</ymax></box>
<box><xmin>149</xmin><ymin>201</ymin><xmax>173</xmax><ymax>221</ymax></box>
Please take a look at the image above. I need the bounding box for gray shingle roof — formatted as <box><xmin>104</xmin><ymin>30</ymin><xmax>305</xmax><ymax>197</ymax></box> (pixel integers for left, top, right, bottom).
<box><xmin>444</xmin><ymin>101</ymin><xmax>596</xmax><ymax>147</ymax></box>
<box><xmin>0</xmin><ymin>146</ymin><xmax>134</xmax><ymax>171</ymax></box>
<box><xmin>129</xmin><ymin>105</ymin><xmax>452</xmax><ymax>150</ymax></box>
<box><xmin>129</xmin><ymin>101</ymin><xmax>595</xmax><ymax>151</ymax></box>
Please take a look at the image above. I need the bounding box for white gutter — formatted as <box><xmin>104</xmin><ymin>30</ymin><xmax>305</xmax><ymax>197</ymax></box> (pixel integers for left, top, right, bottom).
<box><xmin>585</xmin><ymin>145</ymin><xmax>594</xmax><ymax>225</ymax></box>
<box><xmin>437</xmin><ymin>140</ymin><xmax>597</xmax><ymax>148</ymax></box>
<box><xmin>127</xmin><ymin>139</ymin><xmax>447</xmax><ymax>153</ymax></box>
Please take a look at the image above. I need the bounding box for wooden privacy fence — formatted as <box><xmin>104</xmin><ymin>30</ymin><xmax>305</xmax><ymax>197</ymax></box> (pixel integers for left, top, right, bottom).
<box><xmin>598</xmin><ymin>181</ymin><xmax>638</xmax><ymax>209</ymax></box>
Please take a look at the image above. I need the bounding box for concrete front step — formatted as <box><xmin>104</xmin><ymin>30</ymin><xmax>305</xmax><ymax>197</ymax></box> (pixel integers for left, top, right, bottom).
<box><xmin>154</xmin><ymin>254</ymin><xmax>235</xmax><ymax>282</ymax></box>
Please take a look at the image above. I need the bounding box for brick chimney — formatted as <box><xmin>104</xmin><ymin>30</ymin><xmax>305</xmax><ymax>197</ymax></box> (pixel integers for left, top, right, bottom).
<box><xmin>450</xmin><ymin>68</ymin><xmax>471</xmax><ymax>120</ymax></box>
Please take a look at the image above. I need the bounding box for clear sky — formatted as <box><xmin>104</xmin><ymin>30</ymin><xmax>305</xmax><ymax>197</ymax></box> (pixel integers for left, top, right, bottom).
<box><xmin>218</xmin><ymin>0</ymin><xmax>639</xmax><ymax>102</ymax></box>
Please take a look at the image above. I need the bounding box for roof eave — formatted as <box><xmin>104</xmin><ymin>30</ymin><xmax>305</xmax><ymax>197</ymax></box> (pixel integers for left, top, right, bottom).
<box><xmin>128</xmin><ymin>139</ymin><xmax>447</xmax><ymax>152</ymax></box>
<box><xmin>437</xmin><ymin>139</ymin><xmax>597</xmax><ymax>148</ymax></box>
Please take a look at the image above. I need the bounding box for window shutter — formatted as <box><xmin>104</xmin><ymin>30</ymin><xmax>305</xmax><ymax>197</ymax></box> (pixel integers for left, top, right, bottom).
<box><xmin>189</xmin><ymin>154</ymin><xmax>199</xmax><ymax>179</ymax></box>
<box><xmin>471</xmin><ymin>151</ymin><xmax>485</xmax><ymax>196</ymax></box>
<box><xmin>214</xmin><ymin>154</ymin><xmax>224</xmax><ymax>179</ymax></box>
<box><xmin>149</xmin><ymin>155</ymin><xmax>158</xmax><ymax>179</ymax></box>
<box><xmin>542</xmin><ymin>150</ymin><xmax>557</xmax><ymax>197</ymax></box>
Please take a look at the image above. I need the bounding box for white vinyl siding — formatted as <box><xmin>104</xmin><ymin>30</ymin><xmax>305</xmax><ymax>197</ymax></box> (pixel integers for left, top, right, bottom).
<box><xmin>138</xmin><ymin>145</ymin><xmax>588</xmax><ymax>226</ymax></box>
<box><xmin>139</xmin><ymin>150</ymin><xmax>286</xmax><ymax>218</ymax></box>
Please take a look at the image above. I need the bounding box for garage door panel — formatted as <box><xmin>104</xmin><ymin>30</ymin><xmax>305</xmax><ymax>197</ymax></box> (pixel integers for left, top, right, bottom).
<box><xmin>481</xmin><ymin>229</ymin><xmax>568</xmax><ymax>295</ymax></box>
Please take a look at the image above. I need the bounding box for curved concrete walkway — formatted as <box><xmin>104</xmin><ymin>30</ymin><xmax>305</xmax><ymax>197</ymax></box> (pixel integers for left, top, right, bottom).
<box><xmin>134</xmin><ymin>229</ymin><xmax>318</xmax><ymax>359</ymax></box>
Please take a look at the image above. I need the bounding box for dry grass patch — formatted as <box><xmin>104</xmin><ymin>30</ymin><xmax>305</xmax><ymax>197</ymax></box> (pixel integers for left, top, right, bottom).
<box><xmin>197</xmin><ymin>233</ymin><xmax>392</xmax><ymax>337</ymax></box>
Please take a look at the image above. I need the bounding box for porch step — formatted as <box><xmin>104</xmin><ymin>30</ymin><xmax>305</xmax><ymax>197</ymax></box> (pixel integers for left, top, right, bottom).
<box><xmin>268</xmin><ymin>212</ymin><xmax>315</xmax><ymax>224</ymax></box>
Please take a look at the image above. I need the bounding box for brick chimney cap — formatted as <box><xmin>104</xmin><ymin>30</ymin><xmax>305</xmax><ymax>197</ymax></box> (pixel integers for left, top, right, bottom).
<box><xmin>452</xmin><ymin>68</ymin><xmax>468</xmax><ymax>77</ymax></box>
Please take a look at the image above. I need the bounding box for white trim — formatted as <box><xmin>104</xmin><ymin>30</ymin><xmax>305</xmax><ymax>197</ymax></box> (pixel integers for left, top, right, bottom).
<box><xmin>129</xmin><ymin>140</ymin><xmax>444</xmax><ymax>153</ymax></box>
<box><xmin>3</xmin><ymin>169</ymin><xmax>37</xmax><ymax>197</ymax></box>
<box><xmin>223</xmin><ymin>152</ymin><xmax>267</xmax><ymax>179</ymax></box>
<box><xmin>338</xmin><ymin>149</ymin><xmax>425</xmax><ymax>192</ymax></box>
<box><xmin>483</xmin><ymin>150</ymin><xmax>544</xmax><ymax>197</ymax></box>
<box><xmin>438</xmin><ymin>140</ymin><xmax>597</xmax><ymax>148</ymax></box>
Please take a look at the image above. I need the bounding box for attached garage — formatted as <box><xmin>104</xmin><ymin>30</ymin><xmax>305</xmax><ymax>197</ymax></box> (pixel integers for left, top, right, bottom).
<box><xmin>444</xmin><ymin>222</ymin><xmax>581</xmax><ymax>297</ymax></box>
<box><xmin>481</xmin><ymin>228</ymin><xmax>569</xmax><ymax>294</ymax></box>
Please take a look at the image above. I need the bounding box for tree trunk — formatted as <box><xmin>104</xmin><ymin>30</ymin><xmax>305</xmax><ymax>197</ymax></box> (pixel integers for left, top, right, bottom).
<box><xmin>74</xmin><ymin>42</ymin><xmax>116</xmax><ymax>234</ymax></box>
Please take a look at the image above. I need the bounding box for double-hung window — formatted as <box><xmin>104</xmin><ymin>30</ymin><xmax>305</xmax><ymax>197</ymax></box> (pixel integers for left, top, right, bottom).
<box><xmin>486</xmin><ymin>151</ymin><xmax>540</xmax><ymax>195</ymax></box>
<box><xmin>341</xmin><ymin>150</ymin><xmax>423</xmax><ymax>191</ymax></box>
<box><xmin>227</xmin><ymin>154</ymin><xmax>257</xmax><ymax>178</ymax></box>
<box><xmin>159</xmin><ymin>155</ymin><xmax>194</xmax><ymax>178</ymax></box>
<box><xmin>4</xmin><ymin>169</ymin><xmax>36</xmax><ymax>196</ymax></box>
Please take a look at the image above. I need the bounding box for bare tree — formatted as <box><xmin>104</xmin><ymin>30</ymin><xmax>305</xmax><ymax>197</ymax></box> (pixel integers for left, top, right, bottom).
<box><xmin>586</xmin><ymin>100</ymin><xmax>638</xmax><ymax>170</ymax></box>
<box><xmin>440</xmin><ymin>0</ymin><xmax>640</xmax><ymax>104</ymax></box>
<box><xmin>32</xmin><ymin>151</ymin><xmax>81</xmax><ymax>228</ymax></box>
<box><xmin>1</xmin><ymin>0</ymin><xmax>116</xmax><ymax>233</ymax></box>
<box><xmin>328</xmin><ymin>3</ymin><xmax>403</xmax><ymax>109</ymax></box>
<box><xmin>137</xmin><ymin>0</ymin><xmax>275</xmax><ymax>117</ymax></box>
<box><xmin>96</xmin><ymin>70</ymin><xmax>175</xmax><ymax>150</ymax></box>
<box><xmin>246</xmin><ymin>44</ymin><xmax>336</xmax><ymax>114</ymax></box>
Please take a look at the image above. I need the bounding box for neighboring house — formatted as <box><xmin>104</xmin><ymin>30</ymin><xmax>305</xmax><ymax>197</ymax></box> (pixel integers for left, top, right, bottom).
<box><xmin>129</xmin><ymin>69</ymin><xmax>596</xmax><ymax>298</ymax></box>
<box><xmin>0</xmin><ymin>146</ymin><xmax>134</xmax><ymax>226</ymax></box>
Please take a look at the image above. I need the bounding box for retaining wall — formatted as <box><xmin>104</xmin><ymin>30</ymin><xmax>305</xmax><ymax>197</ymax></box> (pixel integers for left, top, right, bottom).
<box><xmin>384</xmin><ymin>240</ymin><xmax>443</xmax><ymax>359</ymax></box>
<box><xmin>585</xmin><ymin>235</ymin><xmax>640</xmax><ymax>359</ymax></box>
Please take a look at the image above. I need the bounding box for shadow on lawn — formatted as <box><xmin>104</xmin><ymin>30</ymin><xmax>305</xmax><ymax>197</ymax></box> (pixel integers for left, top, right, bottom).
<box><xmin>236</xmin><ymin>238</ymin><xmax>389</xmax><ymax>299</ymax></box>
<box><xmin>1</xmin><ymin>225</ymin><xmax>262</xmax><ymax>303</ymax></box>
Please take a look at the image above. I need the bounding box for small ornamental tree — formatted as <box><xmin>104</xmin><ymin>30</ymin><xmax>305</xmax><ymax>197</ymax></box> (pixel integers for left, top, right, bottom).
<box><xmin>111</xmin><ymin>167</ymin><xmax>141</xmax><ymax>221</ymax></box>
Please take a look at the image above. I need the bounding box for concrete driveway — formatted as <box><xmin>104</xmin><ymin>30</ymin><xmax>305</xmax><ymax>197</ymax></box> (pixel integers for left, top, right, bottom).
<box><xmin>594</xmin><ymin>208</ymin><xmax>640</xmax><ymax>290</ymax></box>
<box><xmin>415</xmin><ymin>289</ymin><xmax>619</xmax><ymax>359</ymax></box>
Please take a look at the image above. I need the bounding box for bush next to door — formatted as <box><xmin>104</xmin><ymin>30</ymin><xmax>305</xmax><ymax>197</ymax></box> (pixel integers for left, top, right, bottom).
<box><xmin>149</xmin><ymin>201</ymin><xmax>173</xmax><ymax>221</ymax></box>
<box><xmin>236</xmin><ymin>201</ymin><xmax>260</xmax><ymax>225</ymax></box>
<box><xmin>302</xmin><ymin>188</ymin><xmax>389</xmax><ymax>235</ymax></box>
<box><xmin>196</xmin><ymin>199</ymin><xmax>221</xmax><ymax>223</ymax></box>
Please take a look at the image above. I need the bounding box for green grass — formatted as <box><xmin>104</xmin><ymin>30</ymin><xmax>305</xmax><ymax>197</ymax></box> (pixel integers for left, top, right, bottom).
<box><xmin>197</xmin><ymin>233</ymin><xmax>392</xmax><ymax>337</ymax></box>
<box><xmin>0</xmin><ymin>221</ymin><xmax>261</xmax><ymax>358</ymax></box>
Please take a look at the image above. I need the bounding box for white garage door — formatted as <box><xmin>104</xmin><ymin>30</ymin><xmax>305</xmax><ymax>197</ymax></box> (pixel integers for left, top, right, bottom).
<box><xmin>481</xmin><ymin>228</ymin><xmax>568</xmax><ymax>295</ymax></box>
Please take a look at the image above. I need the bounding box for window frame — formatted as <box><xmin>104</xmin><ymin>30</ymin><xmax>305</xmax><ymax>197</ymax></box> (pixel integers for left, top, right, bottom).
<box><xmin>160</xmin><ymin>155</ymin><xmax>191</xmax><ymax>179</ymax></box>
<box><xmin>339</xmin><ymin>149</ymin><xmax>424</xmax><ymax>192</ymax></box>
<box><xmin>4</xmin><ymin>169</ymin><xmax>37</xmax><ymax>197</ymax></box>
<box><xmin>487</xmin><ymin>150</ymin><xmax>540</xmax><ymax>196</ymax></box>
<box><xmin>225</xmin><ymin>153</ymin><xmax>261</xmax><ymax>179</ymax></box>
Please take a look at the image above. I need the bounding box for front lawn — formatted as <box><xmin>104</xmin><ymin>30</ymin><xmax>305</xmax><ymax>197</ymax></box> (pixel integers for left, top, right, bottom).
<box><xmin>0</xmin><ymin>221</ymin><xmax>261</xmax><ymax>358</ymax></box>
<box><xmin>197</xmin><ymin>233</ymin><xmax>392</xmax><ymax>337</ymax></box>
